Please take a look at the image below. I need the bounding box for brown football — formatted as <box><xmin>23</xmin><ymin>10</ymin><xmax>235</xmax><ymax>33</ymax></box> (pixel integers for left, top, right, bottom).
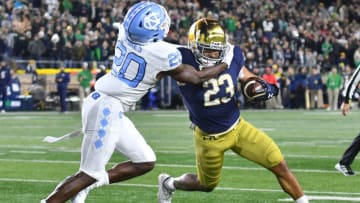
<box><xmin>242</xmin><ymin>78</ymin><xmax>264</xmax><ymax>100</ymax></box>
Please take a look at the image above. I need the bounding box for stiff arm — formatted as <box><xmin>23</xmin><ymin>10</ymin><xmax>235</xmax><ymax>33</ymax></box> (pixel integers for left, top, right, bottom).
<box><xmin>157</xmin><ymin>63</ymin><xmax>228</xmax><ymax>84</ymax></box>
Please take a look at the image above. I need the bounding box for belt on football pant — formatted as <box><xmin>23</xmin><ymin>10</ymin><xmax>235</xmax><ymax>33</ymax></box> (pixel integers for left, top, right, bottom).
<box><xmin>194</xmin><ymin>118</ymin><xmax>241</xmax><ymax>140</ymax></box>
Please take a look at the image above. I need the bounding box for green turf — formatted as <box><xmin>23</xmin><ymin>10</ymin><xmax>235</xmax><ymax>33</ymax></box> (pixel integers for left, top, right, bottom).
<box><xmin>0</xmin><ymin>110</ymin><xmax>359</xmax><ymax>202</ymax></box>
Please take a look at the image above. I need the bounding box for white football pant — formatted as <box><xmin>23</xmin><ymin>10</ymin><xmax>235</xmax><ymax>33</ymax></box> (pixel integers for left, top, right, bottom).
<box><xmin>79</xmin><ymin>91</ymin><xmax>156</xmax><ymax>184</ymax></box>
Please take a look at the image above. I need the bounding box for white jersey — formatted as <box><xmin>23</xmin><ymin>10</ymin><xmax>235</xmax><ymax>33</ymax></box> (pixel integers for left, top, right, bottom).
<box><xmin>95</xmin><ymin>24</ymin><xmax>182</xmax><ymax>111</ymax></box>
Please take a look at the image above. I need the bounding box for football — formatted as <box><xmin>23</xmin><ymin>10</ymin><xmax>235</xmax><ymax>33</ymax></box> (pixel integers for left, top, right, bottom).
<box><xmin>242</xmin><ymin>77</ymin><xmax>266</xmax><ymax>101</ymax></box>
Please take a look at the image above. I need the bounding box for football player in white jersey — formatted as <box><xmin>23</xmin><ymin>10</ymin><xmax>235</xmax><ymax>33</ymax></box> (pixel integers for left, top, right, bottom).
<box><xmin>41</xmin><ymin>1</ymin><xmax>227</xmax><ymax>203</ymax></box>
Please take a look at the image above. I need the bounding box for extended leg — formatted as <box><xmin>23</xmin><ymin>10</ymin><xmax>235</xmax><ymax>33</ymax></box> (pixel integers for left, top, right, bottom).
<box><xmin>45</xmin><ymin>172</ymin><xmax>96</xmax><ymax>203</ymax></box>
<box><xmin>269</xmin><ymin>160</ymin><xmax>308</xmax><ymax>203</ymax></box>
<box><xmin>108</xmin><ymin>161</ymin><xmax>155</xmax><ymax>183</ymax></box>
<box><xmin>44</xmin><ymin>161</ymin><xmax>154</xmax><ymax>203</ymax></box>
<box><xmin>158</xmin><ymin>173</ymin><xmax>213</xmax><ymax>203</ymax></box>
<box><xmin>171</xmin><ymin>173</ymin><xmax>212</xmax><ymax>192</ymax></box>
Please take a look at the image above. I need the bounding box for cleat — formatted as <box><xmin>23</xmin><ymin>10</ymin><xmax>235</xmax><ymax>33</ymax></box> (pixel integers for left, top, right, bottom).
<box><xmin>335</xmin><ymin>163</ymin><xmax>355</xmax><ymax>176</ymax></box>
<box><xmin>158</xmin><ymin>173</ymin><xmax>174</xmax><ymax>203</ymax></box>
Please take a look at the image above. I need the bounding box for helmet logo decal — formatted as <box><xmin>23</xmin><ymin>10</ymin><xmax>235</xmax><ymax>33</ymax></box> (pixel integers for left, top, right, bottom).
<box><xmin>143</xmin><ymin>12</ymin><xmax>161</xmax><ymax>30</ymax></box>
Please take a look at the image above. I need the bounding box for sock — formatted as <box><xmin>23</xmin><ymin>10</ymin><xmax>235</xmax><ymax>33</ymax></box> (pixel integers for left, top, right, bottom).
<box><xmin>295</xmin><ymin>195</ymin><xmax>309</xmax><ymax>203</ymax></box>
<box><xmin>82</xmin><ymin>172</ymin><xmax>110</xmax><ymax>193</ymax></box>
<box><xmin>165</xmin><ymin>177</ymin><xmax>176</xmax><ymax>190</ymax></box>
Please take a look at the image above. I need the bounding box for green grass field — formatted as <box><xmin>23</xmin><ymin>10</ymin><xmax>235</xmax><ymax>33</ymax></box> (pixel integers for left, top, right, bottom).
<box><xmin>0</xmin><ymin>110</ymin><xmax>359</xmax><ymax>203</ymax></box>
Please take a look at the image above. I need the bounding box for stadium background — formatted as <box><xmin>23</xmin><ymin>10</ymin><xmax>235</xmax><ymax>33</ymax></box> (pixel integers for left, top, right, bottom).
<box><xmin>0</xmin><ymin>0</ymin><xmax>359</xmax><ymax>111</ymax></box>
<box><xmin>1</xmin><ymin>1</ymin><xmax>360</xmax><ymax>202</ymax></box>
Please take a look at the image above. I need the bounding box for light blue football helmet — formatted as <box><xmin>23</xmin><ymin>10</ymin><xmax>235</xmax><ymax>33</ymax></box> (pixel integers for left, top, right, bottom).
<box><xmin>123</xmin><ymin>1</ymin><xmax>170</xmax><ymax>45</ymax></box>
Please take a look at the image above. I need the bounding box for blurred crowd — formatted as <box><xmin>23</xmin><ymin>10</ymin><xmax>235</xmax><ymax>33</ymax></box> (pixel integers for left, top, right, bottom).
<box><xmin>0</xmin><ymin>0</ymin><xmax>360</xmax><ymax>109</ymax></box>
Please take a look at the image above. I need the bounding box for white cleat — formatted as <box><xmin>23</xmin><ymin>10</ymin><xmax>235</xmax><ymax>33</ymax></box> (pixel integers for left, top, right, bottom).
<box><xmin>158</xmin><ymin>173</ymin><xmax>174</xmax><ymax>203</ymax></box>
<box><xmin>40</xmin><ymin>200</ymin><xmax>46</xmax><ymax>203</ymax></box>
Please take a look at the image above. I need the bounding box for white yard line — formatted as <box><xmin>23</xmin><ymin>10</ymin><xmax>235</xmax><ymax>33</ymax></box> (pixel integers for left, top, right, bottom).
<box><xmin>0</xmin><ymin>158</ymin><xmax>348</xmax><ymax>174</ymax></box>
<box><xmin>0</xmin><ymin>177</ymin><xmax>359</xmax><ymax>199</ymax></box>
<box><xmin>0</xmin><ymin>144</ymin><xmax>352</xmax><ymax>159</ymax></box>
<box><xmin>279</xmin><ymin>195</ymin><xmax>360</xmax><ymax>202</ymax></box>
<box><xmin>10</xmin><ymin>150</ymin><xmax>46</xmax><ymax>154</ymax></box>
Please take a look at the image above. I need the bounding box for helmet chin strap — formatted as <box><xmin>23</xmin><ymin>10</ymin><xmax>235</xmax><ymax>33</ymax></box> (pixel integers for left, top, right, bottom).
<box><xmin>199</xmin><ymin>57</ymin><xmax>218</xmax><ymax>67</ymax></box>
<box><xmin>197</xmin><ymin>59</ymin><xmax>218</xmax><ymax>69</ymax></box>
<box><xmin>195</xmin><ymin>51</ymin><xmax>218</xmax><ymax>67</ymax></box>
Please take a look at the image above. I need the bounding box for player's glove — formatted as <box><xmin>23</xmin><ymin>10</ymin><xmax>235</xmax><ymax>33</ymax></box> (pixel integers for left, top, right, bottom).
<box><xmin>242</xmin><ymin>77</ymin><xmax>279</xmax><ymax>102</ymax></box>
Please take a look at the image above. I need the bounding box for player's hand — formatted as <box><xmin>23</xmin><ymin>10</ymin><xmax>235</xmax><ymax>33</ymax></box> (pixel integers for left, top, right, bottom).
<box><xmin>341</xmin><ymin>102</ymin><xmax>350</xmax><ymax>116</ymax></box>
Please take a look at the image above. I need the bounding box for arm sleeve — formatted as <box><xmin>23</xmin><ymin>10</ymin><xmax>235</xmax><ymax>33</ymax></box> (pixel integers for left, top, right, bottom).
<box><xmin>343</xmin><ymin>65</ymin><xmax>360</xmax><ymax>103</ymax></box>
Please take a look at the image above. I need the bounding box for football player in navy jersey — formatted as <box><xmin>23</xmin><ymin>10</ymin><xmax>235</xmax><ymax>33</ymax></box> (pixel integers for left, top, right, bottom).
<box><xmin>158</xmin><ymin>18</ymin><xmax>309</xmax><ymax>203</ymax></box>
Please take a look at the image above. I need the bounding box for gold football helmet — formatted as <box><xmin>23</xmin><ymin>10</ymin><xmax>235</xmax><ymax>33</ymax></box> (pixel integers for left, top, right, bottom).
<box><xmin>188</xmin><ymin>18</ymin><xmax>227</xmax><ymax>66</ymax></box>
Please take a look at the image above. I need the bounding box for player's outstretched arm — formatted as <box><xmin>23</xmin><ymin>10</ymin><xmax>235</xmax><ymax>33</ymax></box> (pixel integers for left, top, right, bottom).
<box><xmin>159</xmin><ymin>63</ymin><xmax>228</xmax><ymax>84</ymax></box>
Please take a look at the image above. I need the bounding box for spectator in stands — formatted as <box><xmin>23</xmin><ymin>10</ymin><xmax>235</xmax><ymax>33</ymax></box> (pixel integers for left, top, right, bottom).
<box><xmin>307</xmin><ymin>67</ymin><xmax>324</xmax><ymax>109</ymax></box>
<box><xmin>73</xmin><ymin>0</ymin><xmax>91</xmax><ymax>18</ymax></box>
<box><xmin>61</xmin><ymin>0</ymin><xmax>73</xmax><ymax>13</ymax></box>
<box><xmin>284</xmin><ymin>66</ymin><xmax>296</xmax><ymax>108</ymax></box>
<box><xmin>100</xmin><ymin>40</ymin><xmax>111</xmax><ymax>62</ymax></box>
<box><xmin>326</xmin><ymin>66</ymin><xmax>342</xmax><ymax>110</ymax></box>
<box><xmin>61</xmin><ymin>40</ymin><xmax>73</xmax><ymax>68</ymax></box>
<box><xmin>294</xmin><ymin>67</ymin><xmax>308</xmax><ymax>109</ymax></box>
<box><xmin>72</xmin><ymin>40</ymin><xmax>87</xmax><ymax>65</ymax></box>
<box><xmin>25</xmin><ymin>59</ymin><xmax>39</xmax><ymax>84</ymax></box>
<box><xmin>262</xmin><ymin>13</ymin><xmax>275</xmax><ymax>42</ymax></box>
<box><xmin>88</xmin><ymin>31</ymin><xmax>102</xmax><ymax>61</ymax></box>
<box><xmin>262</xmin><ymin>66</ymin><xmax>280</xmax><ymax>109</ymax></box>
<box><xmin>27</xmin><ymin>31</ymin><xmax>46</xmax><ymax>61</ymax></box>
<box><xmin>77</xmin><ymin>61</ymin><xmax>92</xmax><ymax>109</ymax></box>
<box><xmin>337</xmin><ymin>52</ymin><xmax>350</xmax><ymax>68</ymax></box>
<box><xmin>0</xmin><ymin>56</ymin><xmax>11</xmax><ymax>113</ymax></box>
<box><xmin>9</xmin><ymin>69</ymin><xmax>21</xmax><ymax>99</ymax></box>
<box><xmin>48</xmin><ymin>33</ymin><xmax>62</xmax><ymax>63</ymax></box>
<box><xmin>55</xmin><ymin>63</ymin><xmax>70</xmax><ymax>113</ymax></box>
<box><xmin>321</xmin><ymin>36</ymin><xmax>333</xmax><ymax>59</ymax></box>
<box><xmin>45</xmin><ymin>0</ymin><xmax>60</xmax><ymax>16</ymax></box>
<box><xmin>0</xmin><ymin>0</ymin><xmax>359</xmax><ymax>110</ymax></box>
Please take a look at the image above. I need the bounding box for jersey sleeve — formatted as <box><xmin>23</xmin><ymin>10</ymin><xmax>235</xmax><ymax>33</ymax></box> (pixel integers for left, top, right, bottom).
<box><xmin>233</xmin><ymin>45</ymin><xmax>245</xmax><ymax>68</ymax></box>
<box><xmin>158</xmin><ymin>42</ymin><xmax>182</xmax><ymax>71</ymax></box>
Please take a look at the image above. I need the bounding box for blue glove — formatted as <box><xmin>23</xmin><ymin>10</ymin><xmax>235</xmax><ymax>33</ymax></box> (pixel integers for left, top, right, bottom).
<box><xmin>248</xmin><ymin>78</ymin><xmax>279</xmax><ymax>102</ymax></box>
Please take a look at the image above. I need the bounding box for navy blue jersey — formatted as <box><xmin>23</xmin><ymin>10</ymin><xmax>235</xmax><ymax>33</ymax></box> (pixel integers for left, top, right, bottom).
<box><xmin>177</xmin><ymin>46</ymin><xmax>245</xmax><ymax>134</ymax></box>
